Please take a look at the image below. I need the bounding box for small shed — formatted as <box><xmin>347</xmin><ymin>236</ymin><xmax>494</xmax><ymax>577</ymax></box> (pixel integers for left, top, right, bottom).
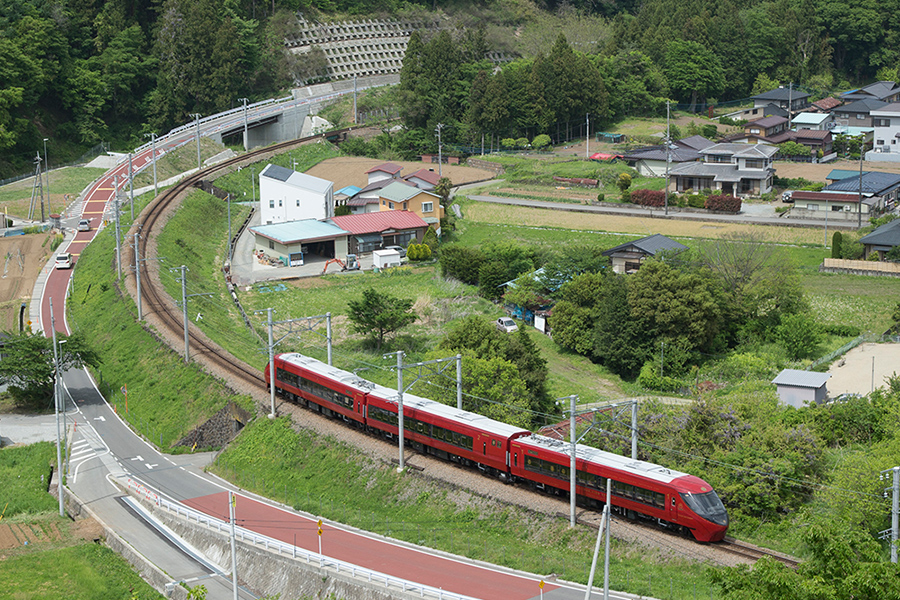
<box><xmin>373</xmin><ymin>249</ymin><xmax>401</xmax><ymax>269</ymax></box>
<box><xmin>602</xmin><ymin>234</ymin><xmax>688</xmax><ymax>274</ymax></box>
<box><xmin>772</xmin><ymin>369</ymin><xmax>831</xmax><ymax>408</ymax></box>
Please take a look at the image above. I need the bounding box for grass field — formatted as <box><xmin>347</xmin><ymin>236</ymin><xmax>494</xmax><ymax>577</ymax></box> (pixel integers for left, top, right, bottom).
<box><xmin>0</xmin><ymin>442</ymin><xmax>57</xmax><ymax>517</ymax></box>
<box><xmin>0</xmin><ymin>167</ymin><xmax>106</xmax><ymax>219</ymax></box>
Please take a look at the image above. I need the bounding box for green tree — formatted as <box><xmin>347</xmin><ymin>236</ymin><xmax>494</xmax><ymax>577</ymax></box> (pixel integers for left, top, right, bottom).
<box><xmin>778</xmin><ymin>140</ymin><xmax>811</xmax><ymax>157</ymax></box>
<box><xmin>434</xmin><ymin>177</ymin><xmax>452</xmax><ymax>208</ymax></box>
<box><xmin>616</xmin><ymin>172</ymin><xmax>632</xmax><ymax>193</ymax></box>
<box><xmin>776</xmin><ymin>312</ymin><xmax>821</xmax><ymax>360</ymax></box>
<box><xmin>0</xmin><ymin>331</ymin><xmax>100</xmax><ymax>409</ymax></box>
<box><xmin>346</xmin><ymin>287</ymin><xmax>417</xmax><ymax>351</ymax></box>
<box><xmin>532</xmin><ymin>134</ymin><xmax>551</xmax><ymax>149</ymax></box>
<box><xmin>663</xmin><ymin>40</ymin><xmax>725</xmax><ymax>112</ymax></box>
<box><xmin>832</xmin><ymin>231</ymin><xmax>843</xmax><ymax>258</ymax></box>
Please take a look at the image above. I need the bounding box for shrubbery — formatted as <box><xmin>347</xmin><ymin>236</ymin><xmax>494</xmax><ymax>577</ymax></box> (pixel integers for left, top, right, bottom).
<box><xmin>637</xmin><ymin>361</ymin><xmax>681</xmax><ymax>392</ymax></box>
<box><xmin>705</xmin><ymin>194</ymin><xmax>741</xmax><ymax>212</ymax></box>
<box><xmin>630</xmin><ymin>188</ymin><xmax>666</xmax><ymax>207</ymax></box>
<box><xmin>407</xmin><ymin>243</ymin><xmax>432</xmax><ymax>261</ymax></box>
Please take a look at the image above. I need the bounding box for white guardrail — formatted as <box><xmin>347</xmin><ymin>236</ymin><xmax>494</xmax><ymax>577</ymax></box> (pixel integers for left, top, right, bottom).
<box><xmin>124</xmin><ymin>477</ymin><xmax>479</xmax><ymax>600</ymax></box>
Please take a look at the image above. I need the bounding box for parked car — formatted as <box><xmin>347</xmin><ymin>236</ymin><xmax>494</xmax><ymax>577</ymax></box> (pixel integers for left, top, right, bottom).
<box><xmin>782</xmin><ymin>190</ymin><xmax>794</xmax><ymax>203</ymax></box>
<box><xmin>55</xmin><ymin>253</ymin><xmax>72</xmax><ymax>269</ymax></box>
<box><xmin>496</xmin><ymin>317</ymin><xmax>518</xmax><ymax>333</ymax></box>
<box><xmin>383</xmin><ymin>245</ymin><xmax>406</xmax><ymax>259</ymax></box>
<box><xmin>77</xmin><ymin>219</ymin><xmax>91</xmax><ymax>231</ymax></box>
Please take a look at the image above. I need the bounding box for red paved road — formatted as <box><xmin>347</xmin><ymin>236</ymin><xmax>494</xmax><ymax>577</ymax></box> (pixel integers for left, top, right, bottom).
<box><xmin>185</xmin><ymin>491</ymin><xmax>555</xmax><ymax>600</ymax></box>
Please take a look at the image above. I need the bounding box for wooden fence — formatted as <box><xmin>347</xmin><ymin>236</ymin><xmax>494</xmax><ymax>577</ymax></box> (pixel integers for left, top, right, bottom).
<box><xmin>820</xmin><ymin>258</ymin><xmax>900</xmax><ymax>276</ymax></box>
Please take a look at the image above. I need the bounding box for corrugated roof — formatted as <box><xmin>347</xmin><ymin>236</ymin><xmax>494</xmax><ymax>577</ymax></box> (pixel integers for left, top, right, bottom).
<box><xmin>250</xmin><ymin>219</ymin><xmax>350</xmax><ymax>244</ymax></box>
<box><xmin>380</xmin><ymin>181</ymin><xmax>423</xmax><ymax>203</ymax></box>
<box><xmin>791</xmin><ymin>191</ymin><xmax>866</xmax><ymax>204</ymax></box>
<box><xmin>827</xmin><ymin>169</ymin><xmax>868</xmax><ymax>181</ymax></box>
<box><xmin>772</xmin><ymin>369</ymin><xmax>830</xmax><ymax>388</ymax></box>
<box><xmin>752</xmin><ymin>86</ymin><xmax>809</xmax><ymax>101</ymax></box>
<box><xmin>329</xmin><ymin>211</ymin><xmax>429</xmax><ymax>234</ymax></box>
<box><xmin>813</xmin><ymin>97</ymin><xmax>843</xmax><ymax>110</ymax></box>
<box><xmin>335</xmin><ymin>185</ymin><xmax>361</xmax><ymax>197</ymax></box>
<box><xmin>791</xmin><ymin>112</ymin><xmax>830</xmax><ymax>125</ymax></box>
<box><xmin>365</xmin><ymin>162</ymin><xmax>403</xmax><ymax>175</ymax></box>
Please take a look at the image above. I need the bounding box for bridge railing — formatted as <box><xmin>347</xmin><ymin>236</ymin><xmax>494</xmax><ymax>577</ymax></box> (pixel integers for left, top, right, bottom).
<box><xmin>123</xmin><ymin>477</ymin><xmax>479</xmax><ymax>600</ymax></box>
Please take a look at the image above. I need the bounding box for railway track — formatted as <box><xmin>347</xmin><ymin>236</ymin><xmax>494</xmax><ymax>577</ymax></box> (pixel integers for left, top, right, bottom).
<box><xmin>129</xmin><ymin>131</ymin><xmax>802</xmax><ymax>571</ymax></box>
<box><xmin>132</xmin><ymin>131</ymin><xmax>348</xmax><ymax>392</ymax></box>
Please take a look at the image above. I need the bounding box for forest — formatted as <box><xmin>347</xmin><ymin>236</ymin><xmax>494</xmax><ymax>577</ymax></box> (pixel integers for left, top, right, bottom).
<box><xmin>2</xmin><ymin>0</ymin><xmax>899</xmax><ymax>176</ymax></box>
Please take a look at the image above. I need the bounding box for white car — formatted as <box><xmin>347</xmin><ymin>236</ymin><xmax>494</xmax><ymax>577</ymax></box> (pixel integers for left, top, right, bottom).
<box><xmin>383</xmin><ymin>245</ymin><xmax>407</xmax><ymax>259</ymax></box>
<box><xmin>77</xmin><ymin>219</ymin><xmax>91</xmax><ymax>232</ymax></box>
<box><xmin>496</xmin><ymin>317</ymin><xmax>518</xmax><ymax>333</ymax></box>
<box><xmin>55</xmin><ymin>253</ymin><xmax>72</xmax><ymax>269</ymax></box>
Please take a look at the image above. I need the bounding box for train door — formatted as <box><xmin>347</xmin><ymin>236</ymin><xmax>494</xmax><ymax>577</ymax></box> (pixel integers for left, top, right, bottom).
<box><xmin>355</xmin><ymin>391</ymin><xmax>365</xmax><ymax>417</ymax></box>
<box><xmin>669</xmin><ymin>494</ymin><xmax>678</xmax><ymax>523</ymax></box>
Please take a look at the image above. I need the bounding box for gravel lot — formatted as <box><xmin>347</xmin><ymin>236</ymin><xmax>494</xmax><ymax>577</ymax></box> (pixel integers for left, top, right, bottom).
<box><xmin>827</xmin><ymin>342</ymin><xmax>900</xmax><ymax>395</ymax></box>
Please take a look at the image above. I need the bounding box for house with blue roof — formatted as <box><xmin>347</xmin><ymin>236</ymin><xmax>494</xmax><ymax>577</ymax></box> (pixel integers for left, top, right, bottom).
<box><xmin>250</xmin><ymin>219</ymin><xmax>351</xmax><ymax>266</ymax></box>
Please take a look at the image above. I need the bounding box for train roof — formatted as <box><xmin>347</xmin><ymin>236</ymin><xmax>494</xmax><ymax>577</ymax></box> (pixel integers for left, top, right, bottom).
<box><xmin>277</xmin><ymin>353</ymin><xmax>530</xmax><ymax>439</ymax></box>
<box><xmin>515</xmin><ymin>434</ymin><xmax>690</xmax><ymax>485</ymax></box>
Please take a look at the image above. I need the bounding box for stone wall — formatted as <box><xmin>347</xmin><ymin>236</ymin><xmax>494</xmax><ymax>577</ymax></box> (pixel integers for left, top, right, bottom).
<box><xmin>174</xmin><ymin>402</ymin><xmax>252</xmax><ymax>450</ymax></box>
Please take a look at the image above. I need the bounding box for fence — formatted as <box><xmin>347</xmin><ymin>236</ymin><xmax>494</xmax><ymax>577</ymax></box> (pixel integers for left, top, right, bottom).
<box><xmin>808</xmin><ymin>332</ymin><xmax>877</xmax><ymax>370</ymax></box>
<box><xmin>820</xmin><ymin>258</ymin><xmax>900</xmax><ymax>277</ymax></box>
<box><xmin>0</xmin><ymin>142</ymin><xmax>110</xmax><ymax>188</ymax></box>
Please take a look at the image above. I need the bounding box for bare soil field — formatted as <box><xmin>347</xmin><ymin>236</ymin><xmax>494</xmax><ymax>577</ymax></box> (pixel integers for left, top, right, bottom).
<box><xmin>775</xmin><ymin>158</ymin><xmax>900</xmax><ymax>183</ymax></box>
<box><xmin>0</xmin><ymin>232</ymin><xmax>52</xmax><ymax>332</ymax></box>
<box><xmin>305</xmin><ymin>156</ymin><xmax>496</xmax><ymax>191</ymax></box>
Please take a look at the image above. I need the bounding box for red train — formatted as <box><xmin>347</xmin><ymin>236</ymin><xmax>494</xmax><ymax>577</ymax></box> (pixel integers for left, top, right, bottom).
<box><xmin>266</xmin><ymin>352</ymin><xmax>728</xmax><ymax>542</ymax></box>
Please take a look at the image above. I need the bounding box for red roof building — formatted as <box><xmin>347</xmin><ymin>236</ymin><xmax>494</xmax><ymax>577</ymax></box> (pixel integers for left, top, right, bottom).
<box><xmin>329</xmin><ymin>211</ymin><xmax>430</xmax><ymax>253</ymax></box>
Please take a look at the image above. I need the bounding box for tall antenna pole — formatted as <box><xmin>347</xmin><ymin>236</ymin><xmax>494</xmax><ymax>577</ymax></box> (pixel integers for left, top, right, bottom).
<box><xmin>665</xmin><ymin>100</ymin><xmax>671</xmax><ymax>216</ymax></box>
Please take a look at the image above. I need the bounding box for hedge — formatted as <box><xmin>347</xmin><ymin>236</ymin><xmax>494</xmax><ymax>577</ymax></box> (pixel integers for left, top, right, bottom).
<box><xmin>630</xmin><ymin>188</ymin><xmax>666</xmax><ymax>207</ymax></box>
<box><xmin>704</xmin><ymin>194</ymin><xmax>741</xmax><ymax>212</ymax></box>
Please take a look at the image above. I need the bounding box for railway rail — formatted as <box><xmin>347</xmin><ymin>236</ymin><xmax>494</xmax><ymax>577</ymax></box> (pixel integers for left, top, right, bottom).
<box><xmin>128</xmin><ymin>130</ymin><xmax>802</xmax><ymax>569</ymax></box>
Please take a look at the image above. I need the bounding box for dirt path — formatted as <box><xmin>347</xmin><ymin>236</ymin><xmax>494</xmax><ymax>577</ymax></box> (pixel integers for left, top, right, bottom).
<box><xmin>827</xmin><ymin>343</ymin><xmax>900</xmax><ymax>395</ymax></box>
<box><xmin>0</xmin><ymin>232</ymin><xmax>52</xmax><ymax>331</ymax></box>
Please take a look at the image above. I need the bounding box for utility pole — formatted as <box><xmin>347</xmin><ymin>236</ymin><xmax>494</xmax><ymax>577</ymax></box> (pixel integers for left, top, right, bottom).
<box><xmin>435</xmin><ymin>123</ymin><xmax>444</xmax><ymax>178</ymax></box>
<box><xmin>858</xmin><ymin>149</ymin><xmax>864</xmax><ymax>228</ymax></box>
<box><xmin>788</xmin><ymin>82</ymin><xmax>793</xmax><ymax>129</ymax></box>
<box><xmin>227</xmin><ymin>194</ymin><xmax>232</xmax><ymax>262</ymax></box>
<box><xmin>584</xmin><ymin>479</ymin><xmax>611</xmax><ymax>600</ymax></box>
<box><xmin>144</xmin><ymin>132</ymin><xmax>158</xmax><ymax>197</ymax></box>
<box><xmin>585</xmin><ymin>113</ymin><xmax>590</xmax><ymax>159</ymax></box>
<box><xmin>128</xmin><ymin>152</ymin><xmax>135</xmax><ymax>221</ymax></box>
<box><xmin>170</xmin><ymin>265</ymin><xmax>211</xmax><ymax>363</ymax></box>
<box><xmin>559</xmin><ymin>395</ymin><xmax>579</xmax><ymax>528</ymax></box>
<box><xmin>384</xmin><ymin>350</ymin><xmax>406</xmax><ymax>471</ymax></box>
<box><xmin>50</xmin><ymin>298</ymin><xmax>65</xmax><ymax>518</ymax></box>
<box><xmin>240</xmin><ymin>98</ymin><xmax>250</xmax><ymax>152</ymax></box>
<box><xmin>880</xmin><ymin>467</ymin><xmax>900</xmax><ymax>563</ymax></box>
<box><xmin>113</xmin><ymin>176</ymin><xmax>122</xmax><ymax>280</ymax></box>
<box><xmin>260</xmin><ymin>307</ymin><xmax>276</xmax><ymax>418</ymax></box>
<box><xmin>229</xmin><ymin>491</ymin><xmax>239</xmax><ymax>600</ymax></box>
<box><xmin>191</xmin><ymin>113</ymin><xmax>202</xmax><ymax>171</ymax></box>
<box><xmin>353</xmin><ymin>75</ymin><xmax>358</xmax><ymax>124</ymax></box>
<box><xmin>665</xmin><ymin>100</ymin><xmax>671</xmax><ymax>216</ymax></box>
<box><xmin>134</xmin><ymin>232</ymin><xmax>143</xmax><ymax>320</ymax></box>
<box><xmin>43</xmin><ymin>138</ymin><xmax>50</xmax><ymax>212</ymax></box>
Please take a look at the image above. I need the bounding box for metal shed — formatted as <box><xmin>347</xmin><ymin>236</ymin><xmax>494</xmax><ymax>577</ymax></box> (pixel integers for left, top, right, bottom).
<box><xmin>772</xmin><ymin>369</ymin><xmax>831</xmax><ymax>408</ymax></box>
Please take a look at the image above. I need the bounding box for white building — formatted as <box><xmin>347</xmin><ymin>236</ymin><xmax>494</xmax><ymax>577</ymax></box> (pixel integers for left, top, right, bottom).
<box><xmin>870</xmin><ymin>103</ymin><xmax>900</xmax><ymax>160</ymax></box>
<box><xmin>791</xmin><ymin>112</ymin><xmax>834</xmax><ymax>131</ymax></box>
<box><xmin>259</xmin><ymin>163</ymin><xmax>334</xmax><ymax>225</ymax></box>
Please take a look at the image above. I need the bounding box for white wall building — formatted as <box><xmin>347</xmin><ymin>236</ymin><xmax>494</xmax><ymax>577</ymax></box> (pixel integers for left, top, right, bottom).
<box><xmin>870</xmin><ymin>103</ymin><xmax>900</xmax><ymax>158</ymax></box>
<box><xmin>259</xmin><ymin>164</ymin><xmax>334</xmax><ymax>225</ymax></box>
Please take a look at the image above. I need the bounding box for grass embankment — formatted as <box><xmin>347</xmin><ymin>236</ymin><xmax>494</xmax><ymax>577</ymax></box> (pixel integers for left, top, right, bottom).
<box><xmin>68</xmin><ymin>189</ymin><xmax>253</xmax><ymax>450</ymax></box>
<box><xmin>132</xmin><ymin>137</ymin><xmax>229</xmax><ymax>188</ymax></box>
<box><xmin>213</xmin><ymin>417</ymin><xmax>716</xmax><ymax>600</ymax></box>
<box><xmin>0</xmin><ymin>167</ymin><xmax>106</xmax><ymax>219</ymax></box>
<box><xmin>0</xmin><ymin>443</ymin><xmax>164</xmax><ymax>599</ymax></box>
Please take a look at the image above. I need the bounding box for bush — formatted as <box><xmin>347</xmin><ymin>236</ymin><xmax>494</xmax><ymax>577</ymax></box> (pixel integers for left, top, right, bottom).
<box><xmin>440</xmin><ymin>245</ymin><xmax>485</xmax><ymax>284</ymax></box>
<box><xmin>630</xmin><ymin>188</ymin><xmax>666</xmax><ymax>207</ymax></box>
<box><xmin>637</xmin><ymin>361</ymin><xmax>681</xmax><ymax>392</ymax></box>
<box><xmin>831</xmin><ymin>231</ymin><xmax>843</xmax><ymax>258</ymax></box>
<box><xmin>532</xmin><ymin>134</ymin><xmax>551</xmax><ymax>149</ymax></box>
<box><xmin>616</xmin><ymin>172</ymin><xmax>632</xmax><ymax>192</ymax></box>
<box><xmin>821</xmin><ymin>323</ymin><xmax>861</xmax><ymax>337</ymax></box>
<box><xmin>686</xmin><ymin>194</ymin><xmax>706</xmax><ymax>209</ymax></box>
<box><xmin>701</xmin><ymin>124</ymin><xmax>718</xmax><ymax>139</ymax></box>
<box><xmin>407</xmin><ymin>243</ymin><xmax>432</xmax><ymax>261</ymax></box>
<box><xmin>597</xmin><ymin>192</ymin><xmax>605</xmax><ymax>202</ymax></box>
<box><xmin>620</xmin><ymin>189</ymin><xmax>631</xmax><ymax>203</ymax></box>
<box><xmin>840</xmin><ymin>239</ymin><xmax>864</xmax><ymax>260</ymax></box>
<box><xmin>334</xmin><ymin>204</ymin><xmax>351</xmax><ymax>216</ymax></box>
<box><xmin>705</xmin><ymin>194</ymin><xmax>741</xmax><ymax>212</ymax></box>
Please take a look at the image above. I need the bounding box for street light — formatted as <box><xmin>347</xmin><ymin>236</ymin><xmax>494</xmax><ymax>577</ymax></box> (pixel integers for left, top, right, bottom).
<box><xmin>49</xmin><ymin>298</ymin><xmax>65</xmax><ymax>517</ymax></box>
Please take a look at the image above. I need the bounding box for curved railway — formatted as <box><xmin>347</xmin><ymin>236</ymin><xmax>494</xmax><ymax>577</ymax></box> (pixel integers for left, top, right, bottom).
<box><xmin>128</xmin><ymin>131</ymin><xmax>801</xmax><ymax>568</ymax></box>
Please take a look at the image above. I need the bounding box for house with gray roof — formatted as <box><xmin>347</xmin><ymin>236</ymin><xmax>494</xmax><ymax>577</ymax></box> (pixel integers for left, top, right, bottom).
<box><xmin>751</xmin><ymin>85</ymin><xmax>810</xmax><ymax>112</ymax></box>
<box><xmin>602</xmin><ymin>234</ymin><xmax>688</xmax><ymax>274</ymax></box>
<box><xmin>834</xmin><ymin>98</ymin><xmax>889</xmax><ymax>128</ymax></box>
<box><xmin>772</xmin><ymin>369</ymin><xmax>831</xmax><ymax>408</ymax></box>
<box><xmin>346</xmin><ymin>178</ymin><xmax>416</xmax><ymax>214</ymax></box>
<box><xmin>667</xmin><ymin>143</ymin><xmax>777</xmax><ymax>198</ymax></box>
<box><xmin>841</xmin><ymin>81</ymin><xmax>900</xmax><ymax>104</ymax></box>
<box><xmin>621</xmin><ymin>136</ymin><xmax>714</xmax><ymax>177</ymax></box>
<box><xmin>860</xmin><ymin>218</ymin><xmax>900</xmax><ymax>259</ymax></box>
<box><xmin>789</xmin><ymin>172</ymin><xmax>900</xmax><ymax>221</ymax></box>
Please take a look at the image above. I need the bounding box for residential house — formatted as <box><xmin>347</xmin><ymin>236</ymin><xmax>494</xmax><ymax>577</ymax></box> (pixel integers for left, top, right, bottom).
<box><xmin>330</xmin><ymin>211</ymin><xmax>430</xmax><ymax>254</ymax></box>
<box><xmin>621</xmin><ymin>136</ymin><xmax>713</xmax><ymax>177</ymax></box>
<box><xmin>404</xmin><ymin>168</ymin><xmax>441</xmax><ymax>190</ymax></box>
<box><xmin>869</xmin><ymin>102</ymin><xmax>900</xmax><ymax>156</ymax></box>
<box><xmin>770</xmin><ymin>129</ymin><xmax>833</xmax><ymax>156</ymax></box>
<box><xmin>725</xmin><ymin>103</ymin><xmax>789</xmax><ymax>123</ymax></box>
<box><xmin>859</xmin><ymin>218</ymin><xmax>900</xmax><ymax>259</ymax></box>
<box><xmin>744</xmin><ymin>116</ymin><xmax>789</xmax><ymax>138</ymax></box>
<box><xmin>378</xmin><ymin>181</ymin><xmax>444</xmax><ymax>235</ymax></box>
<box><xmin>788</xmin><ymin>171</ymin><xmax>900</xmax><ymax>220</ymax></box>
<box><xmin>334</xmin><ymin>185</ymin><xmax>361</xmax><ymax>206</ymax></box>
<box><xmin>667</xmin><ymin>143</ymin><xmax>777</xmax><ymax>197</ymax></box>
<box><xmin>365</xmin><ymin>162</ymin><xmax>403</xmax><ymax>185</ymax></box>
<box><xmin>772</xmin><ymin>369</ymin><xmax>830</xmax><ymax>408</ymax></box>
<box><xmin>841</xmin><ymin>81</ymin><xmax>900</xmax><ymax>104</ymax></box>
<box><xmin>750</xmin><ymin>85</ymin><xmax>811</xmax><ymax>112</ymax></box>
<box><xmin>791</xmin><ymin>112</ymin><xmax>834</xmax><ymax>130</ymax></box>
<box><xmin>602</xmin><ymin>234</ymin><xmax>688</xmax><ymax>274</ymax></box>
<box><xmin>811</xmin><ymin>97</ymin><xmax>843</xmax><ymax>113</ymax></box>
<box><xmin>345</xmin><ymin>178</ymin><xmax>415</xmax><ymax>214</ymax></box>
<box><xmin>833</xmin><ymin>98</ymin><xmax>888</xmax><ymax>128</ymax></box>
<box><xmin>259</xmin><ymin>164</ymin><xmax>334</xmax><ymax>225</ymax></box>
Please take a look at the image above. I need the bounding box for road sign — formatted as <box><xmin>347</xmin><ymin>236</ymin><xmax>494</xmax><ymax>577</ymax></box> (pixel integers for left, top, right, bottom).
<box><xmin>317</xmin><ymin>519</ymin><xmax>322</xmax><ymax>527</ymax></box>
<box><xmin>318</xmin><ymin>527</ymin><xmax>323</xmax><ymax>536</ymax></box>
<box><xmin>539</xmin><ymin>580</ymin><xmax>544</xmax><ymax>589</ymax></box>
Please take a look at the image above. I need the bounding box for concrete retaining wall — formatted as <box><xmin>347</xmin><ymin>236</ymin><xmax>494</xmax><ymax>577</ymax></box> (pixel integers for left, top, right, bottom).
<box><xmin>138</xmin><ymin>496</ymin><xmax>423</xmax><ymax>600</ymax></box>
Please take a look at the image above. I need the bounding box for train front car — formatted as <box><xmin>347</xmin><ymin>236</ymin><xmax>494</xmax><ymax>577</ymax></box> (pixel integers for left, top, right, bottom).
<box><xmin>266</xmin><ymin>353</ymin><xmax>368</xmax><ymax>425</ymax></box>
<box><xmin>669</xmin><ymin>475</ymin><xmax>728</xmax><ymax>542</ymax></box>
<box><xmin>509</xmin><ymin>435</ymin><xmax>728</xmax><ymax>542</ymax></box>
